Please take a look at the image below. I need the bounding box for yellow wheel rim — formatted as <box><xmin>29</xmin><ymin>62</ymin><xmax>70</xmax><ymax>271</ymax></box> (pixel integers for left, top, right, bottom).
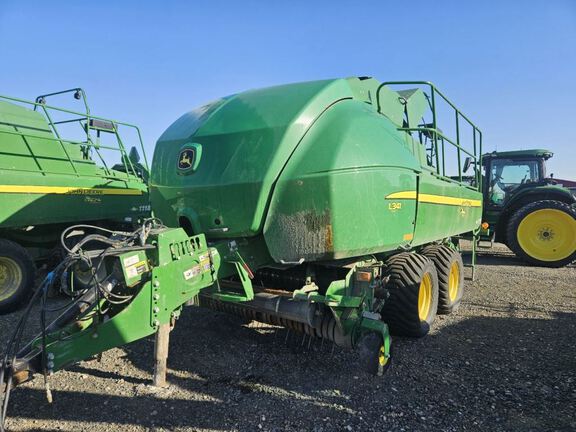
<box><xmin>0</xmin><ymin>257</ymin><xmax>23</xmax><ymax>302</ymax></box>
<box><xmin>448</xmin><ymin>261</ymin><xmax>460</xmax><ymax>302</ymax></box>
<box><xmin>418</xmin><ymin>273</ymin><xmax>433</xmax><ymax>320</ymax></box>
<box><xmin>378</xmin><ymin>345</ymin><xmax>389</xmax><ymax>367</ymax></box>
<box><xmin>517</xmin><ymin>209</ymin><xmax>576</xmax><ymax>262</ymax></box>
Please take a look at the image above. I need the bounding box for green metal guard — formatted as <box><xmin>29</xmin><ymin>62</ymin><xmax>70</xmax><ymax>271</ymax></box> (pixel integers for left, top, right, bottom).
<box><xmin>0</xmin><ymin>89</ymin><xmax>149</xmax><ymax>179</ymax></box>
<box><xmin>382</xmin><ymin>81</ymin><xmax>483</xmax><ymax>278</ymax></box>
<box><xmin>381</xmin><ymin>81</ymin><xmax>483</xmax><ymax>194</ymax></box>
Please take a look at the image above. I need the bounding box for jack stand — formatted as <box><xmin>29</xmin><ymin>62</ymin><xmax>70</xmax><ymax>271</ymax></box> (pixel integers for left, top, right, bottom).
<box><xmin>471</xmin><ymin>230</ymin><xmax>478</xmax><ymax>282</ymax></box>
<box><xmin>153</xmin><ymin>323</ymin><xmax>170</xmax><ymax>387</ymax></box>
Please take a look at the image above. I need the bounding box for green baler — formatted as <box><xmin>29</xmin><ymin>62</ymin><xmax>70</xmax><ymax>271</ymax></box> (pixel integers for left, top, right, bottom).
<box><xmin>0</xmin><ymin>89</ymin><xmax>149</xmax><ymax>313</ymax></box>
<box><xmin>151</xmin><ymin>78</ymin><xmax>481</xmax><ymax>258</ymax></box>
<box><xmin>2</xmin><ymin>78</ymin><xmax>483</xmax><ymax>426</ymax></box>
<box><xmin>150</xmin><ymin>77</ymin><xmax>483</xmax><ymax>336</ymax></box>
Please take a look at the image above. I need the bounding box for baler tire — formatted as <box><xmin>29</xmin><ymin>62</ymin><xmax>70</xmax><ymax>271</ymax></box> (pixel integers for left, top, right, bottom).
<box><xmin>357</xmin><ymin>332</ymin><xmax>392</xmax><ymax>376</ymax></box>
<box><xmin>0</xmin><ymin>239</ymin><xmax>35</xmax><ymax>314</ymax></box>
<box><xmin>506</xmin><ymin>200</ymin><xmax>576</xmax><ymax>267</ymax></box>
<box><xmin>421</xmin><ymin>245</ymin><xmax>464</xmax><ymax>315</ymax></box>
<box><xmin>381</xmin><ymin>253</ymin><xmax>439</xmax><ymax>338</ymax></box>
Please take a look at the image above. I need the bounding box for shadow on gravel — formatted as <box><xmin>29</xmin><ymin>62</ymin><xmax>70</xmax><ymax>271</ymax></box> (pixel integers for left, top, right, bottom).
<box><xmin>462</xmin><ymin>247</ymin><xmax>576</xmax><ymax>269</ymax></box>
<box><xmin>6</xmin><ymin>307</ymin><xmax>576</xmax><ymax>431</ymax></box>
<box><xmin>462</xmin><ymin>250</ymin><xmax>530</xmax><ymax>267</ymax></box>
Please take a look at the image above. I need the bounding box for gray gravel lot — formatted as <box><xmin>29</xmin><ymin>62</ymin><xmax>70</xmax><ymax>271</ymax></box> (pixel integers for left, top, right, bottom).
<box><xmin>1</xmin><ymin>244</ymin><xmax>575</xmax><ymax>432</ymax></box>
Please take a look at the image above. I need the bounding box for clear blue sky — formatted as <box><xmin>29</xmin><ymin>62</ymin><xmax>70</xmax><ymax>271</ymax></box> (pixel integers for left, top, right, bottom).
<box><xmin>1</xmin><ymin>1</ymin><xmax>575</xmax><ymax>178</ymax></box>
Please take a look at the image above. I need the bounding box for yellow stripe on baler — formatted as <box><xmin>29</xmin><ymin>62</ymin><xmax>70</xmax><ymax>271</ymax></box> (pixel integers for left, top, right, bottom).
<box><xmin>0</xmin><ymin>185</ymin><xmax>143</xmax><ymax>195</ymax></box>
<box><xmin>386</xmin><ymin>191</ymin><xmax>417</xmax><ymax>200</ymax></box>
<box><xmin>386</xmin><ymin>191</ymin><xmax>481</xmax><ymax>207</ymax></box>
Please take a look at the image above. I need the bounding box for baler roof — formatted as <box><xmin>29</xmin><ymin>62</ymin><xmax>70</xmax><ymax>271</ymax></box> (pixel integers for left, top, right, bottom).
<box><xmin>150</xmin><ymin>77</ymin><xmax>437</xmax><ymax>240</ymax></box>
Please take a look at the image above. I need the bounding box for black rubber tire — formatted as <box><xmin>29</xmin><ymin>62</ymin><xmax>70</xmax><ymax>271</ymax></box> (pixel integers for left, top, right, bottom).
<box><xmin>0</xmin><ymin>239</ymin><xmax>36</xmax><ymax>314</ymax></box>
<box><xmin>381</xmin><ymin>252</ymin><xmax>439</xmax><ymax>338</ymax></box>
<box><xmin>421</xmin><ymin>245</ymin><xmax>464</xmax><ymax>315</ymax></box>
<box><xmin>507</xmin><ymin>200</ymin><xmax>576</xmax><ymax>268</ymax></box>
<box><xmin>357</xmin><ymin>332</ymin><xmax>392</xmax><ymax>376</ymax></box>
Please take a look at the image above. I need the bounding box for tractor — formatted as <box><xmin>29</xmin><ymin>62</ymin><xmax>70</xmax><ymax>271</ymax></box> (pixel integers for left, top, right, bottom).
<box><xmin>464</xmin><ymin>149</ymin><xmax>576</xmax><ymax>267</ymax></box>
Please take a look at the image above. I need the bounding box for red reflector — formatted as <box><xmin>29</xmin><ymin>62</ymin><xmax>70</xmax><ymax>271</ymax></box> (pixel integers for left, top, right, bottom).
<box><xmin>356</xmin><ymin>271</ymin><xmax>372</xmax><ymax>282</ymax></box>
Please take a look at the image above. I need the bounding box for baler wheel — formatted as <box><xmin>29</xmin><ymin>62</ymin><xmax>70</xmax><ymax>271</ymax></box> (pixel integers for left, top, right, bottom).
<box><xmin>421</xmin><ymin>245</ymin><xmax>464</xmax><ymax>314</ymax></box>
<box><xmin>381</xmin><ymin>253</ymin><xmax>438</xmax><ymax>338</ymax></box>
<box><xmin>507</xmin><ymin>200</ymin><xmax>576</xmax><ymax>267</ymax></box>
<box><xmin>357</xmin><ymin>332</ymin><xmax>391</xmax><ymax>376</ymax></box>
<box><xmin>0</xmin><ymin>239</ymin><xmax>35</xmax><ymax>314</ymax></box>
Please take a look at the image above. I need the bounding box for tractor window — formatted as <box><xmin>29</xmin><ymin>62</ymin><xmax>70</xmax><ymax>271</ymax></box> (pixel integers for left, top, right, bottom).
<box><xmin>488</xmin><ymin>159</ymin><xmax>540</xmax><ymax>205</ymax></box>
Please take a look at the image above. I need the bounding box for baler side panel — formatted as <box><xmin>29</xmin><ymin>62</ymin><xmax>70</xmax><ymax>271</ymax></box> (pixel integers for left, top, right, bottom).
<box><xmin>411</xmin><ymin>168</ymin><xmax>483</xmax><ymax>245</ymax></box>
<box><xmin>264</xmin><ymin>99</ymin><xmax>420</xmax><ymax>263</ymax></box>
<box><xmin>150</xmin><ymin>79</ymin><xmax>355</xmax><ymax>237</ymax></box>
<box><xmin>0</xmin><ymin>101</ymin><xmax>96</xmax><ymax>175</ymax></box>
<box><xmin>0</xmin><ymin>101</ymin><xmax>149</xmax><ymax>229</ymax></box>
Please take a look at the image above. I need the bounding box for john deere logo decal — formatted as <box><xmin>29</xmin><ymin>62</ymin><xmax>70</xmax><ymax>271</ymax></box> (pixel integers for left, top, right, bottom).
<box><xmin>178</xmin><ymin>148</ymin><xmax>195</xmax><ymax>170</ymax></box>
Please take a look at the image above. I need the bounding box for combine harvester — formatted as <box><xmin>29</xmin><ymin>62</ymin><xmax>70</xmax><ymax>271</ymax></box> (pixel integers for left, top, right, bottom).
<box><xmin>0</xmin><ymin>78</ymin><xmax>483</xmax><ymax>427</ymax></box>
<box><xmin>0</xmin><ymin>89</ymin><xmax>149</xmax><ymax>313</ymax></box>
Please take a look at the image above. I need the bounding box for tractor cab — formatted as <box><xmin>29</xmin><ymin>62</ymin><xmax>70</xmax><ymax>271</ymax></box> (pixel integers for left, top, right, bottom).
<box><xmin>482</xmin><ymin>149</ymin><xmax>552</xmax><ymax>207</ymax></box>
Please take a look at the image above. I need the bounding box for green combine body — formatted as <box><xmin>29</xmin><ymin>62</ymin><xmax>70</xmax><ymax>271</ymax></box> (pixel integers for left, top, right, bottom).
<box><xmin>0</xmin><ymin>89</ymin><xmax>149</xmax><ymax>312</ymax></box>
<box><xmin>2</xmin><ymin>78</ymin><xmax>485</xmax><ymax>426</ymax></box>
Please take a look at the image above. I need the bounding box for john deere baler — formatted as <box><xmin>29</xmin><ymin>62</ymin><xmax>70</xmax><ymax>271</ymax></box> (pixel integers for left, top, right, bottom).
<box><xmin>0</xmin><ymin>89</ymin><xmax>150</xmax><ymax>313</ymax></box>
<box><xmin>151</xmin><ymin>78</ymin><xmax>481</xmax><ymax>265</ymax></box>
<box><xmin>2</xmin><ymin>78</ymin><xmax>483</xmax><ymax>428</ymax></box>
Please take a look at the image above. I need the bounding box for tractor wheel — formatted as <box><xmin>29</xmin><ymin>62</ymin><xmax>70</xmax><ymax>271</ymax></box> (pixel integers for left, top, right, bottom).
<box><xmin>357</xmin><ymin>332</ymin><xmax>392</xmax><ymax>376</ymax></box>
<box><xmin>421</xmin><ymin>245</ymin><xmax>464</xmax><ymax>314</ymax></box>
<box><xmin>381</xmin><ymin>253</ymin><xmax>439</xmax><ymax>338</ymax></box>
<box><xmin>507</xmin><ymin>200</ymin><xmax>576</xmax><ymax>267</ymax></box>
<box><xmin>0</xmin><ymin>239</ymin><xmax>35</xmax><ymax>314</ymax></box>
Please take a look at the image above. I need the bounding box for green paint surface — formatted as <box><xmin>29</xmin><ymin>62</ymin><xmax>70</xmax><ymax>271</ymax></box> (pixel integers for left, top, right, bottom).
<box><xmin>151</xmin><ymin>77</ymin><xmax>483</xmax><ymax>265</ymax></box>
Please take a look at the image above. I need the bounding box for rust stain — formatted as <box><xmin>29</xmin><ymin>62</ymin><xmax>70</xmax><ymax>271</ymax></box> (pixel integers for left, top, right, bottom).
<box><xmin>325</xmin><ymin>223</ymin><xmax>334</xmax><ymax>251</ymax></box>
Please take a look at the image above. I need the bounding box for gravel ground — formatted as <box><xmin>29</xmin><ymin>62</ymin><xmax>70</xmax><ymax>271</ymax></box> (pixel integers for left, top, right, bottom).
<box><xmin>1</xmin><ymin>244</ymin><xmax>575</xmax><ymax>432</ymax></box>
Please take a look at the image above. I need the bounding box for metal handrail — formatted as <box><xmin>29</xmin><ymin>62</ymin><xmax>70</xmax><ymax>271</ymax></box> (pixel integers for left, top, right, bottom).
<box><xmin>0</xmin><ymin>90</ymin><xmax>149</xmax><ymax>180</ymax></box>
<box><xmin>381</xmin><ymin>81</ymin><xmax>483</xmax><ymax>193</ymax></box>
<box><xmin>34</xmin><ymin>88</ymin><xmax>91</xmax><ymax>115</ymax></box>
<box><xmin>0</xmin><ymin>129</ymin><xmax>141</xmax><ymax>179</ymax></box>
